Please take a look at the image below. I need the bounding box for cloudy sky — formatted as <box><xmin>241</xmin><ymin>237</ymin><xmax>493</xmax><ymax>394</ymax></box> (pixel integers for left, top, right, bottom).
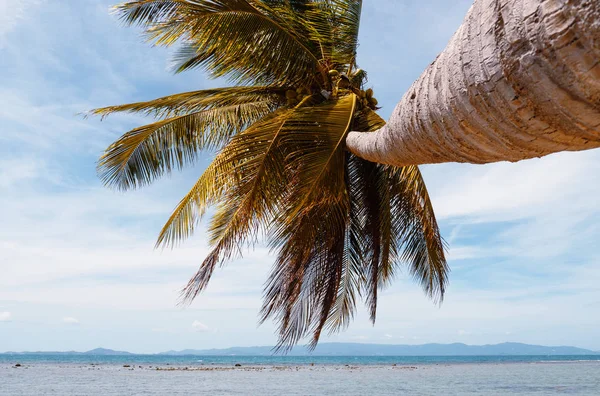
<box><xmin>1</xmin><ymin>0</ymin><xmax>599</xmax><ymax>354</ymax></box>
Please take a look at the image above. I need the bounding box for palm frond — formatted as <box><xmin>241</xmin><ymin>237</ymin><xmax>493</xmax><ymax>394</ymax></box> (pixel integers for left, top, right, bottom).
<box><xmin>355</xmin><ymin>110</ymin><xmax>448</xmax><ymax>303</ymax></box>
<box><xmin>90</xmin><ymin>86</ymin><xmax>286</xmax><ymax>119</ymax></box>
<box><xmin>155</xmin><ymin>151</ymin><xmax>235</xmax><ymax>248</ymax></box>
<box><xmin>113</xmin><ymin>0</ymin><xmax>323</xmax><ymax>85</ymax></box>
<box><xmin>97</xmin><ymin>101</ymin><xmax>274</xmax><ymax>190</ymax></box>
<box><xmin>112</xmin><ymin>0</ymin><xmax>187</xmax><ymax>25</ymax></box>
<box><xmin>330</xmin><ymin>153</ymin><xmax>367</xmax><ymax>330</ymax></box>
<box><xmin>280</xmin><ymin>94</ymin><xmax>357</xmax><ymax>216</ymax></box>
<box><xmin>352</xmin><ymin>106</ymin><xmax>386</xmax><ymax>132</ymax></box>
<box><xmin>332</xmin><ymin>0</ymin><xmax>363</xmax><ymax>67</ymax></box>
<box><xmin>260</xmin><ymin>94</ymin><xmax>358</xmax><ymax>349</ymax></box>
<box><xmin>180</xmin><ymin>109</ymin><xmax>292</xmax><ymax>302</ymax></box>
<box><xmin>352</xmin><ymin>157</ymin><xmax>384</xmax><ymax>322</ymax></box>
<box><xmin>260</xmin><ymin>103</ymin><xmax>446</xmax><ymax>350</ymax></box>
<box><xmin>387</xmin><ymin>165</ymin><xmax>449</xmax><ymax>303</ymax></box>
<box><xmin>302</xmin><ymin>0</ymin><xmax>363</xmax><ymax>67</ymax></box>
<box><xmin>97</xmin><ymin>1</ymin><xmax>448</xmax><ymax>352</ymax></box>
<box><xmin>262</xmin><ymin>190</ymin><xmax>351</xmax><ymax>350</ymax></box>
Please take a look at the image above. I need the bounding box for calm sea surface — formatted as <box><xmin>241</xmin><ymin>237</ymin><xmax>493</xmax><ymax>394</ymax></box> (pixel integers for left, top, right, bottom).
<box><xmin>1</xmin><ymin>355</ymin><xmax>599</xmax><ymax>395</ymax></box>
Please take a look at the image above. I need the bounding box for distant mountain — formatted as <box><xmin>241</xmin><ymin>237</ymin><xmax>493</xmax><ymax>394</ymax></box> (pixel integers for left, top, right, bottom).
<box><xmin>1</xmin><ymin>350</ymin><xmax>80</xmax><ymax>356</ymax></box>
<box><xmin>83</xmin><ymin>348</ymin><xmax>132</xmax><ymax>356</ymax></box>
<box><xmin>2</xmin><ymin>348</ymin><xmax>132</xmax><ymax>356</ymax></box>
<box><xmin>3</xmin><ymin>343</ymin><xmax>598</xmax><ymax>356</ymax></box>
<box><xmin>158</xmin><ymin>342</ymin><xmax>599</xmax><ymax>356</ymax></box>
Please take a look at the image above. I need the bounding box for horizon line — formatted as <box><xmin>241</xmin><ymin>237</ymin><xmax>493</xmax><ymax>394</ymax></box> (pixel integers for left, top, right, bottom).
<box><xmin>3</xmin><ymin>341</ymin><xmax>599</xmax><ymax>355</ymax></box>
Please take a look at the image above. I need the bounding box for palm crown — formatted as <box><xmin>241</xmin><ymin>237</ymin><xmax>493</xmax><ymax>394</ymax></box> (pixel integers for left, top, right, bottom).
<box><xmin>92</xmin><ymin>0</ymin><xmax>448</xmax><ymax>349</ymax></box>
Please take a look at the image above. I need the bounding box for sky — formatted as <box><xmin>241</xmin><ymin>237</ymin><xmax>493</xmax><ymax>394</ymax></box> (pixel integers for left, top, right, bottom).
<box><xmin>1</xmin><ymin>0</ymin><xmax>599</xmax><ymax>354</ymax></box>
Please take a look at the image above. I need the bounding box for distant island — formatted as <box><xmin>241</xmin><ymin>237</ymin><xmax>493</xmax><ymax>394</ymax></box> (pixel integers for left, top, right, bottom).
<box><xmin>2</xmin><ymin>342</ymin><xmax>599</xmax><ymax>356</ymax></box>
<box><xmin>2</xmin><ymin>348</ymin><xmax>133</xmax><ymax>356</ymax></box>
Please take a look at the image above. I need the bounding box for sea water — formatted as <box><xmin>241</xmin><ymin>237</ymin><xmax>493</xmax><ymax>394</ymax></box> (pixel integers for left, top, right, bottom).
<box><xmin>1</xmin><ymin>355</ymin><xmax>599</xmax><ymax>395</ymax></box>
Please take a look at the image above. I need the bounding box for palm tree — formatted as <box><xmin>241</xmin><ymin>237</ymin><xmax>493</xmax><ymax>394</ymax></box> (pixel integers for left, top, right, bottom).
<box><xmin>92</xmin><ymin>0</ymin><xmax>447</xmax><ymax>349</ymax></box>
<box><xmin>346</xmin><ymin>0</ymin><xmax>600</xmax><ymax>166</ymax></box>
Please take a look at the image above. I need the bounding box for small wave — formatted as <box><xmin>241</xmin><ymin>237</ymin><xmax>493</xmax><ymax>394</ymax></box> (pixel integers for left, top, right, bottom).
<box><xmin>535</xmin><ymin>360</ymin><xmax>600</xmax><ymax>364</ymax></box>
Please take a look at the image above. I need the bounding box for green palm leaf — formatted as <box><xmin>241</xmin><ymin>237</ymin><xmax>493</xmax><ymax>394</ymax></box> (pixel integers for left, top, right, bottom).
<box><xmin>113</xmin><ymin>0</ymin><xmax>323</xmax><ymax>85</ymax></box>
<box><xmin>280</xmin><ymin>94</ymin><xmax>357</xmax><ymax>215</ymax></box>
<box><xmin>90</xmin><ymin>86</ymin><xmax>286</xmax><ymax>119</ymax></box>
<box><xmin>181</xmin><ymin>109</ymin><xmax>292</xmax><ymax>301</ymax></box>
<box><xmin>262</xmin><ymin>95</ymin><xmax>357</xmax><ymax>348</ymax></box>
<box><xmin>261</xmin><ymin>104</ymin><xmax>447</xmax><ymax>349</ymax></box>
<box><xmin>155</xmin><ymin>150</ymin><xmax>235</xmax><ymax>249</ymax></box>
<box><xmin>93</xmin><ymin>1</ymin><xmax>448</xmax><ymax>351</ymax></box>
<box><xmin>387</xmin><ymin>165</ymin><xmax>448</xmax><ymax>303</ymax></box>
<box><xmin>97</xmin><ymin>101</ymin><xmax>274</xmax><ymax>190</ymax></box>
<box><xmin>303</xmin><ymin>0</ymin><xmax>363</xmax><ymax>66</ymax></box>
<box><xmin>354</xmin><ymin>109</ymin><xmax>447</xmax><ymax>302</ymax></box>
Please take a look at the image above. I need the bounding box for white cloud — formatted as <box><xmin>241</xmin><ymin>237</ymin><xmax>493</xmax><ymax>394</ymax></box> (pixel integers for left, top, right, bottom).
<box><xmin>1</xmin><ymin>0</ymin><xmax>599</xmax><ymax>353</ymax></box>
<box><xmin>62</xmin><ymin>317</ymin><xmax>79</xmax><ymax>324</ymax></box>
<box><xmin>0</xmin><ymin>157</ymin><xmax>47</xmax><ymax>188</ymax></box>
<box><xmin>192</xmin><ymin>320</ymin><xmax>209</xmax><ymax>332</ymax></box>
<box><xmin>446</xmin><ymin>246</ymin><xmax>489</xmax><ymax>261</ymax></box>
<box><xmin>383</xmin><ymin>334</ymin><xmax>393</xmax><ymax>339</ymax></box>
<box><xmin>421</xmin><ymin>150</ymin><xmax>600</xmax><ymax>283</ymax></box>
<box><xmin>423</xmin><ymin>150</ymin><xmax>600</xmax><ymax>222</ymax></box>
<box><xmin>0</xmin><ymin>0</ymin><xmax>43</xmax><ymax>48</ymax></box>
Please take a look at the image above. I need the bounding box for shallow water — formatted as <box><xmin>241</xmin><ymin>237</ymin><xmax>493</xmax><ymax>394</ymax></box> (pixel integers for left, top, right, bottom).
<box><xmin>2</xmin><ymin>354</ymin><xmax>600</xmax><ymax>366</ymax></box>
<box><xmin>2</xmin><ymin>361</ymin><xmax>599</xmax><ymax>395</ymax></box>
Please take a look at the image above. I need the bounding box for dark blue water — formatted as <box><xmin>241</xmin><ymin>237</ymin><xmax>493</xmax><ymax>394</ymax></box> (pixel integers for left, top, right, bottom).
<box><xmin>2</xmin><ymin>353</ymin><xmax>599</xmax><ymax>365</ymax></box>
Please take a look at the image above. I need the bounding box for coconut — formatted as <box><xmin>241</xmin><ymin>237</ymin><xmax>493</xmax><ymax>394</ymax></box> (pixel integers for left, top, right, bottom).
<box><xmin>365</xmin><ymin>88</ymin><xmax>373</xmax><ymax>99</ymax></box>
<box><xmin>369</xmin><ymin>97</ymin><xmax>378</xmax><ymax>106</ymax></box>
<box><xmin>328</xmin><ymin>70</ymin><xmax>339</xmax><ymax>77</ymax></box>
<box><xmin>286</xmin><ymin>90</ymin><xmax>297</xmax><ymax>99</ymax></box>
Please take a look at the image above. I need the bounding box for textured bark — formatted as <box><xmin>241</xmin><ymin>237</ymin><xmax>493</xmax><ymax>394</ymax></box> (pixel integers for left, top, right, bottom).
<box><xmin>346</xmin><ymin>0</ymin><xmax>600</xmax><ymax>166</ymax></box>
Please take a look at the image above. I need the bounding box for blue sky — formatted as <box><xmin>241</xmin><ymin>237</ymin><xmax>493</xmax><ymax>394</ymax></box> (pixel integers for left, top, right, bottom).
<box><xmin>1</xmin><ymin>0</ymin><xmax>599</xmax><ymax>354</ymax></box>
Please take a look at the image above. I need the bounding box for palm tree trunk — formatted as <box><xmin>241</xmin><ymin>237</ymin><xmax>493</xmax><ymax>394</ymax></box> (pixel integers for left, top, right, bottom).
<box><xmin>346</xmin><ymin>0</ymin><xmax>600</xmax><ymax>166</ymax></box>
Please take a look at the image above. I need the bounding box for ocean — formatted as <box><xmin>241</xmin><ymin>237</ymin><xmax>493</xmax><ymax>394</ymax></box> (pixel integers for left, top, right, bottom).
<box><xmin>2</xmin><ymin>355</ymin><xmax>599</xmax><ymax>395</ymax></box>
